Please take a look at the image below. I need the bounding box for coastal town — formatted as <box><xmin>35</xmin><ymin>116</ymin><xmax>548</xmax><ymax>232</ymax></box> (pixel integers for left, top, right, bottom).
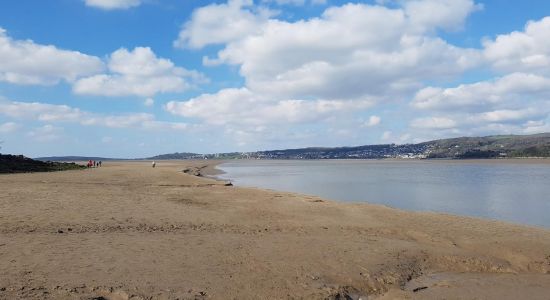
<box><xmin>146</xmin><ymin>134</ymin><xmax>550</xmax><ymax>161</ymax></box>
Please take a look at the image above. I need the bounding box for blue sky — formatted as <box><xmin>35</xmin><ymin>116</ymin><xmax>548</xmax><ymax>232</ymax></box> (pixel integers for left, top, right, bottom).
<box><xmin>0</xmin><ymin>0</ymin><xmax>549</xmax><ymax>158</ymax></box>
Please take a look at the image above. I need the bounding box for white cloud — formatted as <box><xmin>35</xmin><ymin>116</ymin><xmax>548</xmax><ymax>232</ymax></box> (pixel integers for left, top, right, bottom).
<box><xmin>196</xmin><ymin>2</ymin><xmax>481</xmax><ymax>102</ymax></box>
<box><xmin>144</xmin><ymin>98</ymin><xmax>155</xmax><ymax>107</ymax></box>
<box><xmin>405</xmin><ymin>16</ymin><xmax>550</xmax><ymax>138</ymax></box>
<box><xmin>472</xmin><ymin>108</ymin><xmax>542</xmax><ymax>124</ymax></box>
<box><xmin>169</xmin><ymin>0</ymin><xmax>489</xmax><ymax>146</ymax></box>
<box><xmin>262</xmin><ymin>0</ymin><xmax>305</xmax><ymax>6</ymax></box>
<box><xmin>0</xmin><ymin>100</ymin><xmax>191</xmax><ymax>132</ymax></box>
<box><xmin>0</xmin><ymin>122</ymin><xmax>18</xmax><ymax>133</ymax></box>
<box><xmin>0</xmin><ymin>28</ymin><xmax>104</xmax><ymax>85</ymax></box>
<box><xmin>0</xmin><ymin>101</ymin><xmax>84</xmax><ymax>122</ymax></box>
<box><xmin>403</xmin><ymin>0</ymin><xmax>482</xmax><ymax>32</ymax></box>
<box><xmin>165</xmin><ymin>88</ymin><xmax>373</xmax><ymax>126</ymax></box>
<box><xmin>381</xmin><ymin>131</ymin><xmax>393</xmax><ymax>141</ymax></box>
<box><xmin>412</xmin><ymin>73</ymin><xmax>550</xmax><ymax>112</ymax></box>
<box><xmin>174</xmin><ymin>0</ymin><xmax>273</xmax><ymax>49</ymax></box>
<box><xmin>82</xmin><ymin>113</ymin><xmax>155</xmax><ymax>128</ymax></box>
<box><xmin>364</xmin><ymin>115</ymin><xmax>381</xmax><ymax>127</ymax></box>
<box><xmin>483</xmin><ymin>17</ymin><xmax>550</xmax><ymax>74</ymax></box>
<box><xmin>523</xmin><ymin>121</ymin><xmax>550</xmax><ymax>134</ymax></box>
<box><xmin>84</xmin><ymin>0</ymin><xmax>141</xmax><ymax>10</ymax></box>
<box><xmin>262</xmin><ymin>0</ymin><xmax>326</xmax><ymax>6</ymax></box>
<box><xmin>410</xmin><ymin>72</ymin><xmax>550</xmax><ymax>136</ymax></box>
<box><xmin>73</xmin><ymin>47</ymin><xmax>206</xmax><ymax>97</ymax></box>
<box><xmin>27</xmin><ymin>125</ymin><xmax>63</xmax><ymax>142</ymax></box>
<box><xmin>411</xmin><ymin>117</ymin><xmax>457</xmax><ymax>129</ymax></box>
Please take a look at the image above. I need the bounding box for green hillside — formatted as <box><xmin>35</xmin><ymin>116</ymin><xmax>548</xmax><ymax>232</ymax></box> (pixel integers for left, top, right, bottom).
<box><xmin>424</xmin><ymin>133</ymin><xmax>550</xmax><ymax>158</ymax></box>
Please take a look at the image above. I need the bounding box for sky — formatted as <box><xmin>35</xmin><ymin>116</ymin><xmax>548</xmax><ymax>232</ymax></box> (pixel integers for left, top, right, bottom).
<box><xmin>0</xmin><ymin>0</ymin><xmax>549</xmax><ymax>158</ymax></box>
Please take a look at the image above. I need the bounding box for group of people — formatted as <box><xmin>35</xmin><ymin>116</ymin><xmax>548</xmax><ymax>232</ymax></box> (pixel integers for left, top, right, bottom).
<box><xmin>87</xmin><ymin>160</ymin><xmax>102</xmax><ymax>168</ymax></box>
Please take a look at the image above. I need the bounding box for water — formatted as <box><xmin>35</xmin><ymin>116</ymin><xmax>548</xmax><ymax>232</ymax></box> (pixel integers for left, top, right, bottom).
<box><xmin>217</xmin><ymin>160</ymin><xmax>550</xmax><ymax>228</ymax></box>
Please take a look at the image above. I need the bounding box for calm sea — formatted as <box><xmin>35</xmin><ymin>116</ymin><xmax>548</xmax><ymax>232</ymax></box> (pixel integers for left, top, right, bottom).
<box><xmin>217</xmin><ymin>160</ymin><xmax>550</xmax><ymax>228</ymax></box>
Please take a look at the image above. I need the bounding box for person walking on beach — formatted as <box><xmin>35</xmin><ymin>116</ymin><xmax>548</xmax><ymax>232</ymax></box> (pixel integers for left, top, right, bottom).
<box><xmin>152</xmin><ymin>161</ymin><xmax>156</xmax><ymax>168</ymax></box>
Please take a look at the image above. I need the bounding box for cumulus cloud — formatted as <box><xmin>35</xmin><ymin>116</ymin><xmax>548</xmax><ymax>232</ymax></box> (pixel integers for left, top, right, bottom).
<box><xmin>523</xmin><ymin>121</ymin><xmax>550</xmax><ymax>134</ymax></box>
<box><xmin>0</xmin><ymin>28</ymin><xmax>104</xmax><ymax>85</ymax></box>
<box><xmin>194</xmin><ymin>1</ymin><xmax>481</xmax><ymax>102</ymax></box>
<box><xmin>381</xmin><ymin>131</ymin><xmax>393</xmax><ymax>141</ymax></box>
<box><xmin>81</xmin><ymin>113</ymin><xmax>154</xmax><ymax>128</ymax></box>
<box><xmin>0</xmin><ymin>100</ymin><xmax>191</xmax><ymax>132</ymax></box>
<box><xmin>27</xmin><ymin>124</ymin><xmax>63</xmax><ymax>142</ymax></box>
<box><xmin>144</xmin><ymin>98</ymin><xmax>155</xmax><ymax>107</ymax></box>
<box><xmin>170</xmin><ymin>0</ymin><xmax>483</xmax><ymax>142</ymax></box>
<box><xmin>405</xmin><ymin>16</ymin><xmax>550</xmax><ymax>138</ymax></box>
<box><xmin>262</xmin><ymin>0</ymin><xmax>327</xmax><ymax>6</ymax></box>
<box><xmin>471</xmin><ymin>108</ymin><xmax>542</xmax><ymax>124</ymax></box>
<box><xmin>483</xmin><ymin>17</ymin><xmax>550</xmax><ymax>74</ymax></box>
<box><xmin>0</xmin><ymin>122</ymin><xmax>18</xmax><ymax>133</ymax></box>
<box><xmin>169</xmin><ymin>0</ymin><xmax>485</xmax><ymax>144</ymax></box>
<box><xmin>411</xmin><ymin>117</ymin><xmax>457</xmax><ymax>129</ymax></box>
<box><xmin>403</xmin><ymin>0</ymin><xmax>482</xmax><ymax>32</ymax></box>
<box><xmin>174</xmin><ymin>0</ymin><xmax>273</xmax><ymax>49</ymax></box>
<box><xmin>165</xmin><ymin>88</ymin><xmax>373</xmax><ymax>126</ymax></box>
<box><xmin>73</xmin><ymin>47</ymin><xmax>206</xmax><ymax>97</ymax></box>
<box><xmin>412</xmin><ymin>73</ymin><xmax>550</xmax><ymax>112</ymax></box>
<box><xmin>84</xmin><ymin>0</ymin><xmax>141</xmax><ymax>10</ymax></box>
<box><xmin>364</xmin><ymin>116</ymin><xmax>381</xmax><ymax>127</ymax></box>
<box><xmin>0</xmin><ymin>101</ymin><xmax>84</xmax><ymax>122</ymax></box>
<box><xmin>410</xmin><ymin>72</ymin><xmax>550</xmax><ymax>135</ymax></box>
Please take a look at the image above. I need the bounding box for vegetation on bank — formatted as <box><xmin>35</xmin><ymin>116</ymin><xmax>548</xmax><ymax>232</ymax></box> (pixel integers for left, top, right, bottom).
<box><xmin>148</xmin><ymin>133</ymin><xmax>550</xmax><ymax>160</ymax></box>
<box><xmin>424</xmin><ymin>133</ymin><xmax>550</xmax><ymax>159</ymax></box>
<box><xmin>0</xmin><ymin>154</ymin><xmax>85</xmax><ymax>174</ymax></box>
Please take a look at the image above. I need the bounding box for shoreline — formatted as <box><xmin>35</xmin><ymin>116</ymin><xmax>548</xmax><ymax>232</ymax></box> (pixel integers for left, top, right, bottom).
<box><xmin>204</xmin><ymin>159</ymin><xmax>550</xmax><ymax>230</ymax></box>
<box><xmin>1</xmin><ymin>160</ymin><xmax>549</xmax><ymax>299</ymax></box>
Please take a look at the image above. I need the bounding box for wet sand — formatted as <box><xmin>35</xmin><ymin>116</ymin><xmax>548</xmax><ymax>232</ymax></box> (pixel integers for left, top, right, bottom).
<box><xmin>0</xmin><ymin>160</ymin><xmax>549</xmax><ymax>299</ymax></box>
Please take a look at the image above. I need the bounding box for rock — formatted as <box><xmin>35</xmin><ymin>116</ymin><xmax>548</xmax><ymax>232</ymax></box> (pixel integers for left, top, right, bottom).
<box><xmin>182</xmin><ymin>167</ymin><xmax>203</xmax><ymax>176</ymax></box>
<box><xmin>224</xmin><ymin>182</ymin><xmax>233</xmax><ymax>186</ymax></box>
<box><xmin>413</xmin><ymin>286</ymin><xmax>428</xmax><ymax>292</ymax></box>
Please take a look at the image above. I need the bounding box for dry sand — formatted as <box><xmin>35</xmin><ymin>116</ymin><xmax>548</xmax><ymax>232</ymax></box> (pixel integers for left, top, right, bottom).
<box><xmin>0</xmin><ymin>160</ymin><xmax>549</xmax><ymax>300</ymax></box>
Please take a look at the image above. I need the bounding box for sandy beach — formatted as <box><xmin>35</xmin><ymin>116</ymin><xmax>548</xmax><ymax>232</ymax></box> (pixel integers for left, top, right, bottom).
<box><xmin>1</xmin><ymin>161</ymin><xmax>549</xmax><ymax>300</ymax></box>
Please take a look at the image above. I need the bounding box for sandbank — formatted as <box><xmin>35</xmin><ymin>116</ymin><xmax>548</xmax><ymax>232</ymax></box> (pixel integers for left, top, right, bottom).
<box><xmin>0</xmin><ymin>160</ymin><xmax>549</xmax><ymax>299</ymax></box>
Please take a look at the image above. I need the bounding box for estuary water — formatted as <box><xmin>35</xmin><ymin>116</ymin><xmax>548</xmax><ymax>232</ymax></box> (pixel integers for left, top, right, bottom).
<box><xmin>217</xmin><ymin>160</ymin><xmax>550</xmax><ymax>228</ymax></box>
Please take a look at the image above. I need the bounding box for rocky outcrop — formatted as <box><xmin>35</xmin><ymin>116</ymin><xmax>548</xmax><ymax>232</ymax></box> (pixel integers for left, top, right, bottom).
<box><xmin>0</xmin><ymin>154</ymin><xmax>85</xmax><ymax>173</ymax></box>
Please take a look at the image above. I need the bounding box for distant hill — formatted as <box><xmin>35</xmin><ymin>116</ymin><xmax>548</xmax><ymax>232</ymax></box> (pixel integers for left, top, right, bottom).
<box><xmin>147</xmin><ymin>152</ymin><xmax>248</xmax><ymax>160</ymax></box>
<box><xmin>423</xmin><ymin>133</ymin><xmax>550</xmax><ymax>159</ymax></box>
<box><xmin>147</xmin><ymin>152</ymin><xmax>203</xmax><ymax>160</ymax></box>
<box><xmin>27</xmin><ymin>133</ymin><xmax>550</xmax><ymax>162</ymax></box>
<box><xmin>149</xmin><ymin>133</ymin><xmax>550</xmax><ymax>160</ymax></box>
<box><xmin>0</xmin><ymin>154</ymin><xmax>85</xmax><ymax>173</ymax></box>
<box><xmin>35</xmin><ymin>156</ymin><xmax>123</xmax><ymax>162</ymax></box>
